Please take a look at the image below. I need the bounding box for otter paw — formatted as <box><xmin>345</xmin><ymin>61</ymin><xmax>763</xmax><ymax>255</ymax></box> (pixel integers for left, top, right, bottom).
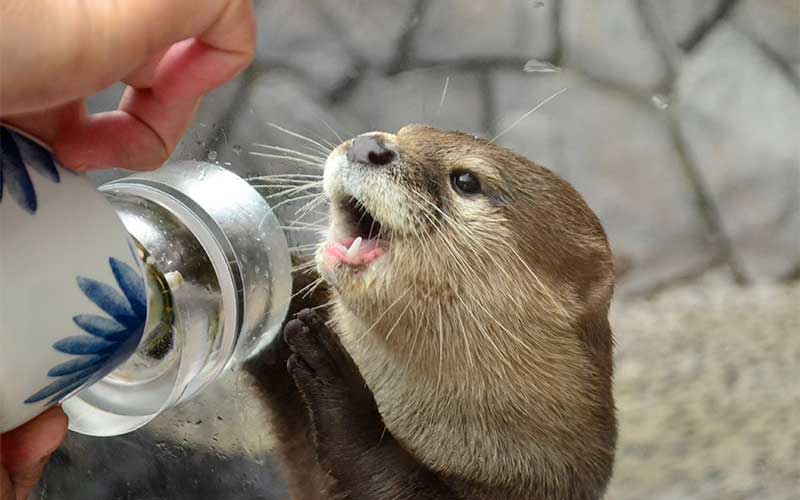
<box><xmin>284</xmin><ymin>309</ymin><xmax>384</xmax><ymax>456</ymax></box>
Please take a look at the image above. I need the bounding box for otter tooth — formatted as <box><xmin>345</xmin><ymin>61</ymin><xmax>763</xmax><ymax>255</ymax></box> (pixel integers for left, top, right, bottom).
<box><xmin>334</xmin><ymin>242</ymin><xmax>349</xmax><ymax>254</ymax></box>
<box><xmin>346</xmin><ymin>237</ymin><xmax>363</xmax><ymax>260</ymax></box>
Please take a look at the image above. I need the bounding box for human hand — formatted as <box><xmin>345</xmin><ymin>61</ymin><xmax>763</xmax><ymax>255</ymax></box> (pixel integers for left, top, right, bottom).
<box><xmin>0</xmin><ymin>0</ymin><xmax>256</xmax><ymax>171</ymax></box>
<box><xmin>0</xmin><ymin>407</ymin><xmax>68</xmax><ymax>500</ymax></box>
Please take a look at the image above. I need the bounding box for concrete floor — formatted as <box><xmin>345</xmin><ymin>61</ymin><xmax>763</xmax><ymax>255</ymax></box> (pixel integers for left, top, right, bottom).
<box><xmin>606</xmin><ymin>270</ymin><xmax>799</xmax><ymax>500</ymax></box>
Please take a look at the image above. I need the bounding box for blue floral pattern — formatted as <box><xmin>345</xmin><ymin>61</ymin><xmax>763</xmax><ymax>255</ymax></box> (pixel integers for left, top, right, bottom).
<box><xmin>0</xmin><ymin>125</ymin><xmax>60</xmax><ymax>214</ymax></box>
<box><xmin>25</xmin><ymin>258</ymin><xmax>147</xmax><ymax>405</ymax></box>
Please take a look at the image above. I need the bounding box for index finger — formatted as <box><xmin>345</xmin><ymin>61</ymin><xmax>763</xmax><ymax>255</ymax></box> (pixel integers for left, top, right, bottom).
<box><xmin>0</xmin><ymin>0</ymin><xmax>256</xmax><ymax>116</ymax></box>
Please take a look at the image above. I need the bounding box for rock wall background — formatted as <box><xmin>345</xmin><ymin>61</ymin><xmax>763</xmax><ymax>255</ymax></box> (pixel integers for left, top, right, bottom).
<box><xmin>52</xmin><ymin>1</ymin><xmax>799</xmax><ymax>499</ymax></box>
<box><xmin>87</xmin><ymin>0</ymin><xmax>800</xmax><ymax>297</ymax></box>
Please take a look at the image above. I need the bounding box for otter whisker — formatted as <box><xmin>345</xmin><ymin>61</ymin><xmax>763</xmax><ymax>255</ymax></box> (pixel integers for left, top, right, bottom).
<box><xmin>503</xmin><ymin>242</ymin><xmax>570</xmax><ymax>321</ymax></box>
<box><xmin>302</xmin><ymin>125</ymin><xmax>338</xmax><ymax>152</ymax></box>
<box><xmin>252</xmin><ymin>144</ymin><xmax>327</xmax><ymax>163</ymax></box>
<box><xmin>269</xmin><ymin>190</ymin><xmax>323</xmax><ymax>206</ymax></box>
<box><xmin>412</xmin><ymin>195</ymin><xmax>528</xmax><ymax>315</ymax></box>
<box><xmin>288</xmin><ymin>243</ymin><xmax>321</xmax><ymax>251</ymax></box>
<box><xmin>267</xmin><ymin>122</ymin><xmax>333</xmax><ymax>156</ymax></box>
<box><xmin>293</xmin><ymin>195</ymin><xmax>328</xmax><ymax>220</ymax></box>
<box><xmin>253</xmin><ymin>184</ymin><xmax>323</xmax><ymax>200</ymax></box>
<box><xmin>471</xmin><ymin>299</ymin><xmax>540</xmax><ymax>358</ymax></box>
<box><xmin>291</xmin><ymin>260</ymin><xmax>318</xmax><ymax>273</ymax></box>
<box><xmin>356</xmin><ymin>288</ymin><xmax>412</xmax><ymax>343</ymax></box>
<box><xmin>310</xmin><ymin>299</ymin><xmax>336</xmax><ymax>311</ymax></box>
<box><xmin>287</xmin><ymin>243</ymin><xmax>322</xmax><ymax>254</ymax></box>
<box><xmin>261</xmin><ymin>188</ymin><xmax>322</xmax><ymax>203</ymax></box>
<box><xmin>317</xmin><ymin>117</ymin><xmax>344</xmax><ymax>145</ymax></box>
<box><xmin>406</xmin><ymin>193</ymin><xmax>475</xmax><ymax>282</ymax></box>
<box><xmin>439</xmin><ymin>216</ymin><xmax>528</xmax><ymax>313</ymax></box>
<box><xmin>438</xmin><ymin>75</ymin><xmax>450</xmax><ymax>113</ymax></box>
<box><xmin>290</xmin><ymin>214</ymin><xmax>328</xmax><ymax>228</ymax></box>
<box><xmin>292</xmin><ymin>276</ymin><xmax>325</xmax><ymax>301</ymax></box>
<box><xmin>401</xmin><ymin>326</ymin><xmax>423</xmax><ymax>378</ymax></box>
<box><xmin>430</xmin><ymin>300</ymin><xmax>446</xmax><ymax>418</ymax></box>
<box><xmin>268</xmin><ymin>193</ymin><xmax>325</xmax><ymax>214</ymax></box>
<box><xmin>280</xmin><ymin>223</ymin><xmax>326</xmax><ymax>230</ymax></box>
<box><xmin>253</xmin><ymin>175</ymin><xmax>323</xmax><ymax>184</ymax></box>
<box><xmin>455</xmin><ymin>305</ymin><xmax>476</xmax><ymax>371</ymax></box>
<box><xmin>456</xmin><ymin>294</ymin><xmax>514</xmax><ymax>373</ymax></box>
<box><xmin>252</xmin><ymin>181</ymin><xmax>322</xmax><ymax>190</ymax></box>
<box><xmin>490</xmin><ymin>87</ymin><xmax>568</xmax><ymax>143</ymax></box>
<box><xmin>303</xmin><ymin>278</ymin><xmax>326</xmax><ymax>300</ymax></box>
<box><xmin>250</xmin><ymin>179</ymin><xmax>323</xmax><ymax>197</ymax></box>
<box><xmin>289</xmin><ymin>200</ymin><xmax>330</xmax><ymax>231</ymax></box>
<box><xmin>249</xmin><ymin>151</ymin><xmax>325</xmax><ymax>169</ymax></box>
<box><xmin>383</xmin><ymin>299</ymin><xmax>413</xmax><ymax>343</ymax></box>
<box><xmin>280</xmin><ymin>226</ymin><xmax>324</xmax><ymax>234</ymax></box>
<box><xmin>401</xmin><ymin>191</ymin><xmax>444</xmax><ymax>278</ymax></box>
<box><xmin>249</xmin><ymin>173</ymin><xmax>323</xmax><ymax>180</ymax></box>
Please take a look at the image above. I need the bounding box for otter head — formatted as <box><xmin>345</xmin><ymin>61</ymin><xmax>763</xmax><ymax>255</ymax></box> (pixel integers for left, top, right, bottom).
<box><xmin>318</xmin><ymin>124</ymin><xmax>614</xmax><ymax>346</ymax></box>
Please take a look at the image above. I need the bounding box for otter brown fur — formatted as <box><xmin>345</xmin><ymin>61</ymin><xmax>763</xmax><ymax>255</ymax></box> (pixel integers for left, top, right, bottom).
<box><xmin>247</xmin><ymin>125</ymin><xmax>617</xmax><ymax>500</ymax></box>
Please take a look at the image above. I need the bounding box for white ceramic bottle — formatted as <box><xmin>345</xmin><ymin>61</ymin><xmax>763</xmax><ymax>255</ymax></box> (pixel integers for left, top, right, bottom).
<box><xmin>0</xmin><ymin>125</ymin><xmax>291</xmax><ymax>436</ymax></box>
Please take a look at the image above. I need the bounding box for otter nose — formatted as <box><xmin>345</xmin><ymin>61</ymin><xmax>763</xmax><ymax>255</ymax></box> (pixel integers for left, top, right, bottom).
<box><xmin>347</xmin><ymin>135</ymin><xmax>395</xmax><ymax>166</ymax></box>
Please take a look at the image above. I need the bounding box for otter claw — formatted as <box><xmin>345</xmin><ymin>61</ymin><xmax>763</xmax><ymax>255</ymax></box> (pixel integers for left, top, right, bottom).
<box><xmin>284</xmin><ymin>309</ymin><xmax>350</xmax><ymax>381</ymax></box>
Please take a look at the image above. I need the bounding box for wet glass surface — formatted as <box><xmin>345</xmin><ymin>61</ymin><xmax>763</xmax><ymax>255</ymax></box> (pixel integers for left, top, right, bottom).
<box><xmin>35</xmin><ymin>1</ymin><xmax>800</xmax><ymax>498</ymax></box>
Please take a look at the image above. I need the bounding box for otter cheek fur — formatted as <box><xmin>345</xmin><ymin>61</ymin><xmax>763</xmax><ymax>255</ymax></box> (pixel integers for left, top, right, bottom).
<box><xmin>247</xmin><ymin>125</ymin><xmax>617</xmax><ymax>500</ymax></box>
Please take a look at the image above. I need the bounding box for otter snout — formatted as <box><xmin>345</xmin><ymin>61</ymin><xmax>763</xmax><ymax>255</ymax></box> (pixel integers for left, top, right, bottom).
<box><xmin>346</xmin><ymin>134</ymin><xmax>396</xmax><ymax>167</ymax></box>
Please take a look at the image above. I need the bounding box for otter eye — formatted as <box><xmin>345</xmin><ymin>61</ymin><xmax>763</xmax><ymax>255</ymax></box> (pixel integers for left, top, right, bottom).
<box><xmin>450</xmin><ymin>171</ymin><xmax>481</xmax><ymax>195</ymax></box>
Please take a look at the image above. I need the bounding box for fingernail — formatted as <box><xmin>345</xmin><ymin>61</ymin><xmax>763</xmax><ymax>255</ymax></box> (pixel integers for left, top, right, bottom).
<box><xmin>66</xmin><ymin>163</ymin><xmax>90</xmax><ymax>173</ymax></box>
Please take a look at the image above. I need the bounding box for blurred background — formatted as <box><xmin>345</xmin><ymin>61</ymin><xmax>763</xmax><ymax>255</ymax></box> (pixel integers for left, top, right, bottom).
<box><xmin>41</xmin><ymin>0</ymin><xmax>798</xmax><ymax>499</ymax></box>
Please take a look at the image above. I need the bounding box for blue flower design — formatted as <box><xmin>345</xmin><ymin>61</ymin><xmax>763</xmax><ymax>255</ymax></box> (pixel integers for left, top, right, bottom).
<box><xmin>0</xmin><ymin>125</ymin><xmax>60</xmax><ymax>214</ymax></box>
<box><xmin>25</xmin><ymin>258</ymin><xmax>147</xmax><ymax>405</ymax></box>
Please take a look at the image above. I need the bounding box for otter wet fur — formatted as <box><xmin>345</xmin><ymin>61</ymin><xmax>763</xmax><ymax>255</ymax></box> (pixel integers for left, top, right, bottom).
<box><xmin>246</xmin><ymin>125</ymin><xmax>617</xmax><ymax>500</ymax></box>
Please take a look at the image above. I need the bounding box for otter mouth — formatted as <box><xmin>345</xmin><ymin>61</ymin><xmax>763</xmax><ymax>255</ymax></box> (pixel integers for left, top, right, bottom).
<box><xmin>323</xmin><ymin>196</ymin><xmax>386</xmax><ymax>268</ymax></box>
<box><xmin>341</xmin><ymin>196</ymin><xmax>383</xmax><ymax>240</ymax></box>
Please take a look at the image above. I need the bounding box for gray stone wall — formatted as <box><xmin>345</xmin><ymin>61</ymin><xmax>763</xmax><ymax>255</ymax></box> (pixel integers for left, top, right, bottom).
<box><xmin>88</xmin><ymin>0</ymin><xmax>800</xmax><ymax>296</ymax></box>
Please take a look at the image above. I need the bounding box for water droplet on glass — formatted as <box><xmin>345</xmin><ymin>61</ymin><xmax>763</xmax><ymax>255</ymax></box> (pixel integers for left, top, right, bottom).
<box><xmin>651</xmin><ymin>94</ymin><xmax>671</xmax><ymax>110</ymax></box>
<box><xmin>207</xmin><ymin>150</ymin><xmax>218</xmax><ymax>161</ymax></box>
<box><xmin>523</xmin><ymin>59</ymin><xmax>561</xmax><ymax>73</ymax></box>
<box><xmin>532</xmin><ymin>1</ymin><xmax>545</xmax><ymax>7</ymax></box>
<box><xmin>232</xmin><ymin>144</ymin><xmax>242</xmax><ymax>155</ymax></box>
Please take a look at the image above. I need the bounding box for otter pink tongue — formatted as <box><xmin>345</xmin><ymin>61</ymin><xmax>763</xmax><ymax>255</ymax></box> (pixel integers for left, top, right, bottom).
<box><xmin>324</xmin><ymin>237</ymin><xmax>384</xmax><ymax>267</ymax></box>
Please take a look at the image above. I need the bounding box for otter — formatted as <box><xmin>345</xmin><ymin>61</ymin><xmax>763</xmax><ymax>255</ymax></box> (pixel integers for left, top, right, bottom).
<box><xmin>247</xmin><ymin>125</ymin><xmax>617</xmax><ymax>500</ymax></box>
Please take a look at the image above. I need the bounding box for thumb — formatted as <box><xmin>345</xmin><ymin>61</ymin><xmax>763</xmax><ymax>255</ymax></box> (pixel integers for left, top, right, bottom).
<box><xmin>1</xmin><ymin>464</ymin><xmax>13</xmax><ymax>500</ymax></box>
<box><xmin>0</xmin><ymin>407</ymin><xmax>68</xmax><ymax>499</ymax></box>
<box><xmin>0</xmin><ymin>458</ymin><xmax>48</xmax><ymax>500</ymax></box>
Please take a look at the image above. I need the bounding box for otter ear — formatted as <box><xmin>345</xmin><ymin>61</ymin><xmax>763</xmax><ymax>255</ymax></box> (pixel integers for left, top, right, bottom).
<box><xmin>572</xmin><ymin>252</ymin><xmax>615</xmax><ymax>315</ymax></box>
<box><xmin>584</xmin><ymin>269</ymin><xmax>615</xmax><ymax>313</ymax></box>
<box><xmin>575</xmin><ymin>258</ymin><xmax>615</xmax><ymax>359</ymax></box>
